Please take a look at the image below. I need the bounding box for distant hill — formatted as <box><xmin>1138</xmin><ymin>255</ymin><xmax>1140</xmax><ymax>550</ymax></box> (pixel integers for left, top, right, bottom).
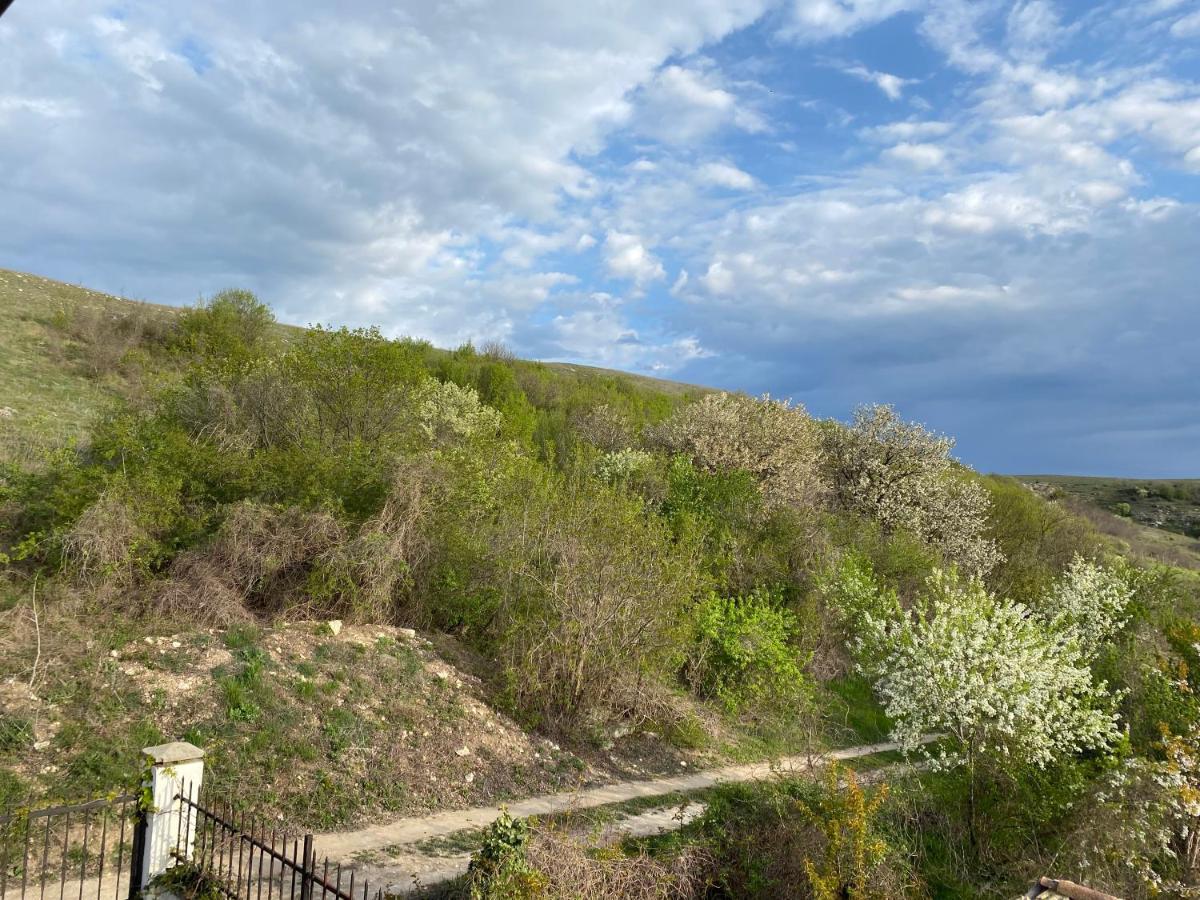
<box><xmin>1022</xmin><ymin>474</ymin><xmax>1200</xmax><ymax>570</ymax></box>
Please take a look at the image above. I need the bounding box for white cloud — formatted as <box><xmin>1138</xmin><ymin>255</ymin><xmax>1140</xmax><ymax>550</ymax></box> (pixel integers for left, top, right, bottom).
<box><xmin>883</xmin><ymin>141</ymin><xmax>946</xmax><ymax>169</ymax></box>
<box><xmin>633</xmin><ymin>63</ymin><xmax>767</xmax><ymax>143</ymax></box>
<box><xmin>1170</xmin><ymin>10</ymin><xmax>1200</xmax><ymax>37</ymax></box>
<box><xmin>0</xmin><ymin>0</ymin><xmax>771</xmax><ymax>345</ymax></box>
<box><xmin>701</xmin><ymin>260</ymin><xmax>736</xmax><ymax>294</ymax></box>
<box><xmin>697</xmin><ymin>161</ymin><xmax>758</xmax><ymax>189</ymax></box>
<box><xmin>863</xmin><ymin>119</ymin><xmax>952</xmax><ymax>141</ymax></box>
<box><xmin>603</xmin><ymin>231</ymin><xmax>666</xmax><ymax>285</ymax></box>
<box><xmin>843</xmin><ymin>65</ymin><xmax>914</xmax><ymax>100</ymax></box>
<box><xmin>785</xmin><ymin>0</ymin><xmax>922</xmax><ymax>41</ymax></box>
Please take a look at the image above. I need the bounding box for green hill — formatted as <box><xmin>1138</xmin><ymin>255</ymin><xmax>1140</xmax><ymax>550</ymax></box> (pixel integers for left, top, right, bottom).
<box><xmin>2</xmin><ymin>269</ymin><xmax>1199</xmax><ymax>898</ymax></box>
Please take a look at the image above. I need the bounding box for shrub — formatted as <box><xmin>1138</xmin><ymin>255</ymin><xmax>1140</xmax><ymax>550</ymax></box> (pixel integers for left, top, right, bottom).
<box><xmin>522</xmin><ymin>826</ymin><xmax>708</xmax><ymax>899</ymax></box>
<box><xmin>981</xmin><ymin>475</ymin><xmax>1100</xmax><ymax>600</ymax></box>
<box><xmin>1054</xmin><ymin>729</ymin><xmax>1200</xmax><ymax>897</ymax></box>
<box><xmin>466</xmin><ymin>811</ymin><xmax>545</xmax><ymax>899</ymax></box>
<box><xmin>494</xmin><ymin>471</ymin><xmax>706</xmax><ymax>731</ymax></box>
<box><xmin>661</xmin><ymin>455</ymin><xmax>765</xmax><ymax>587</ymax></box>
<box><xmin>1034</xmin><ymin>555</ymin><xmax>1134</xmax><ymax>653</ymax></box>
<box><xmin>861</xmin><ymin>568</ymin><xmax>1119</xmax><ymax>774</ymax></box>
<box><xmin>822</xmin><ymin>406</ymin><xmax>1000</xmax><ymax>575</ymax></box>
<box><xmin>820</xmin><ymin>554</ymin><xmax>902</xmax><ymax>669</ymax></box>
<box><xmin>58</xmin><ymin>301</ymin><xmax>177</xmax><ymax>377</ymax></box>
<box><xmin>655</xmin><ymin>392</ymin><xmax>823</xmax><ymax>510</ymax></box>
<box><xmin>417</xmin><ymin>380</ymin><xmax>503</xmax><ymax>447</ymax></box>
<box><xmin>572</xmin><ymin>403</ymin><xmax>635</xmax><ymax>452</ymax></box>
<box><xmin>154</xmin><ymin>502</ymin><xmax>347</xmax><ymax>621</ymax></box>
<box><xmin>418</xmin><ymin>450</ymin><xmax>704</xmax><ymax>732</ymax></box>
<box><xmin>59</xmin><ymin>472</ymin><xmax>189</xmax><ymax>584</ymax></box>
<box><xmin>694</xmin><ymin>766</ymin><xmax>919</xmax><ymax>899</ymax></box>
<box><xmin>687</xmin><ymin>587</ymin><xmax>809</xmax><ymax>716</ymax></box>
<box><xmin>177</xmin><ymin>289</ymin><xmax>274</xmax><ymax>362</ymax></box>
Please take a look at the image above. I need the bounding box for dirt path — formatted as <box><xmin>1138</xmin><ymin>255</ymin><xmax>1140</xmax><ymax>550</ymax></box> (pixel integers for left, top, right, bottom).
<box><xmin>315</xmin><ymin>739</ymin><xmax>920</xmax><ymax>894</ymax></box>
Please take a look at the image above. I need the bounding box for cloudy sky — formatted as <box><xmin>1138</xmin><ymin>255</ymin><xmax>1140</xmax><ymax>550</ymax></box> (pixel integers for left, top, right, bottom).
<box><xmin>2</xmin><ymin>1</ymin><xmax>1198</xmax><ymax>476</ymax></box>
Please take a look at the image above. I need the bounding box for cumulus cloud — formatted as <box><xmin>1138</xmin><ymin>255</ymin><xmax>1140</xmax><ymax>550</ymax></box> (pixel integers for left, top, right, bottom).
<box><xmin>883</xmin><ymin>141</ymin><xmax>946</xmax><ymax>169</ymax></box>
<box><xmin>843</xmin><ymin>65</ymin><xmax>915</xmax><ymax>100</ymax></box>
<box><xmin>785</xmin><ymin>0</ymin><xmax>922</xmax><ymax>40</ymax></box>
<box><xmin>697</xmin><ymin>161</ymin><xmax>758</xmax><ymax>189</ymax></box>
<box><xmin>0</xmin><ymin>0</ymin><xmax>769</xmax><ymax>345</ymax></box>
<box><xmin>631</xmin><ymin>62</ymin><xmax>768</xmax><ymax>143</ymax></box>
<box><xmin>603</xmin><ymin>231</ymin><xmax>666</xmax><ymax>286</ymax></box>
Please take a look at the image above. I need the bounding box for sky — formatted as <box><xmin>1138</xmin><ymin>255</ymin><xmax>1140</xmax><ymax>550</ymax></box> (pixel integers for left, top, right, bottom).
<box><xmin>1</xmin><ymin>0</ymin><xmax>1198</xmax><ymax>477</ymax></box>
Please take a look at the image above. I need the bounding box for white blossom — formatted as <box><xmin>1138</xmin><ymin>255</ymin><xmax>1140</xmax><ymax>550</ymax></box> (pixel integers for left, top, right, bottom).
<box><xmin>822</xmin><ymin>405</ymin><xmax>1001</xmax><ymax>575</ymax></box>
<box><xmin>417</xmin><ymin>380</ymin><xmax>503</xmax><ymax>445</ymax></box>
<box><xmin>655</xmin><ymin>392</ymin><xmax>822</xmax><ymax>509</ymax></box>
<box><xmin>1036</xmin><ymin>554</ymin><xmax>1134</xmax><ymax>653</ymax></box>
<box><xmin>595</xmin><ymin>448</ymin><xmax>653</xmax><ymax>483</ymax></box>
<box><xmin>861</xmin><ymin>568</ymin><xmax>1119</xmax><ymax>772</ymax></box>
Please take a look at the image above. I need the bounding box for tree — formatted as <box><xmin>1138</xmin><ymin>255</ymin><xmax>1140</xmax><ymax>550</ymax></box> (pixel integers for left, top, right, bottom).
<box><xmin>177</xmin><ymin>288</ymin><xmax>275</xmax><ymax>362</ymax></box>
<box><xmin>656</xmin><ymin>392</ymin><xmax>823</xmax><ymax>510</ymax></box>
<box><xmin>822</xmin><ymin>405</ymin><xmax>1000</xmax><ymax>574</ymax></box>
<box><xmin>1035</xmin><ymin>555</ymin><xmax>1134</xmax><ymax>654</ymax></box>
<box><xmin>852</xmin><ymin>568</ymin><xmax>1119</xmax><ymax>845</ymax></box>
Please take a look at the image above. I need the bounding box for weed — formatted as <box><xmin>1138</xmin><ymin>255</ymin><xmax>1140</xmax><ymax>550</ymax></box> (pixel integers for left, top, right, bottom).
<box><xmin>0</xmin><ymin>714</ymin><xmax>33</xmax><ymax>752</ymax></box>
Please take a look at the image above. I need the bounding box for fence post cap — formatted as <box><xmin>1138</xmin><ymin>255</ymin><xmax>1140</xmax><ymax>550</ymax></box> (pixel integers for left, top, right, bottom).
<box><xmin>143</xmin><ymin>741</ymin><xmax>205</xmax><ymax>765</ymax></box>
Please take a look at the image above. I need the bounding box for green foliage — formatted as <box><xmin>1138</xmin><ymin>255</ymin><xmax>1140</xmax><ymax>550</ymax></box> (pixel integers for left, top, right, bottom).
<box><xmin>467</xmin><ymin>810</ymin><xmax>546</xmax><ymax>899</ymax></box>
<box><xmin>820</xmin><ymin>553</ymin><xmax>901</xmax><ymax>666</ymax></box>
<box><xmin>149</xmin><ymin>863</ymin><xmax>227</xmax><ymax>900</ymax></box>
<box><xmin>0</xmin><ymin>767</ymin><xmax>25</xmax><ymax>810</ymax></box>
<box><xmin>0</xmin><ymin>714</ymin><xmax>32</xmax><ymax>752</ymax></box>
<box><xmin>177</xmin><ymin>289</ymin><xmax>275</xmax><ymax>363</ymax></box>
<box><xmin>692</xmin><ymin>767</ymin><xmax>919</xmax><ymax>899</ymax></box>
<box><xmin>688</xmin><ymin>587</ymin><xmax>809</xmax><ymax>715</ymax></box>
<box><xmin>661</xmin><ymin>454</ymin><xmax>764</xmax><ymax>586</ymax></box>
<box><xmin>820</xmin><ymin>676</ymin><xmax>892</xmax><ymax>745</ymax></box>
<box><xmin>982</xmin><ymin>475</ymin><xmax>1101</xmax><ymax>600</ymax></box>
<box><xmin>219</xmin><ymin>646</ymin><xmax>269</xmax><ymax>723</ymax></box>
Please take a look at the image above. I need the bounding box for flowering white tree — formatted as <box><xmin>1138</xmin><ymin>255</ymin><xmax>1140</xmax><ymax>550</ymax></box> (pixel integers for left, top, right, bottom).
<box><xmin>655</xmin><ymin>392</ymin><xmax>822</xmax><ymax>509</ymax></box>
<box><xmin>1062</xmin><ymin>728</ymin><xmax>1200</xmax><ymax>894</ymax></box>
<box><xmin>865</xmin><ymin>569</ymin><xmax>1119</xmax><ymax>770</ymax></box>
<box><xmin>822</xmin><ymin>405</ymin><xmax>1001</xmax><ymax>574</ymax></box>
<box><xmin>417</xmin><ymin>380</ymin><xmax>503</xmax><ymax>446</ymax></box>
<box><xmin>595</xmin><ymin>448</ymin><xmax>653</xmax><ymax>483</ymax></box>
<box><xmin>1036</xmin><ymin>555</ymin><xmax>1134</xmax><ymax>653</ymax></box>
<box><xmin>853</xmin><ymin>568</ymin><xmax>1120</xmax><ymax>843</ymax></box>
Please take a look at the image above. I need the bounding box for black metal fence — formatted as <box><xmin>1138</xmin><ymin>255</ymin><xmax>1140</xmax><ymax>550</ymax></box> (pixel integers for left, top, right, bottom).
<box><xmin>0</xmin><ymin>793</ymin><xmax>144</xmax><ymax>900</ymax></box>
<box><xmin>1</xmin><ymin>788</ymin><xmax>384</xmax><ymax>900</ymax></box>
<box><xmin>175</xmin><ymin>785</ymin><xmax>383</xmax><ymax>900</ymax></box>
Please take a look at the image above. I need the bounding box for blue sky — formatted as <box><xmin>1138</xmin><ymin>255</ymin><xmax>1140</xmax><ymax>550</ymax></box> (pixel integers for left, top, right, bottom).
<box><xmin>2</xmin><ymin>1</ymin><xmax>1199</xmax><ymax>476</ymax></box>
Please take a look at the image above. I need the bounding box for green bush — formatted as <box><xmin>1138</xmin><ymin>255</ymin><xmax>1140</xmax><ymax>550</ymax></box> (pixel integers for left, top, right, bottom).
<box><xmin>688</xmin><ymin>587</ymin><xmax>809</xmax><ymax>715</ymax></box>
<box><xmin>466</xmin><ymin>810</ymin><xmax>545</xmax><ymax>899</ymax></box>
<box><xmin>692</xmin><ymin>766</ymin><xmax>920</xmax><ymax>899</ymax></box>
<box><xmin>177</xmin><ymin>289</ymin><xmax>275</xmax><ymax>362</ymax></box>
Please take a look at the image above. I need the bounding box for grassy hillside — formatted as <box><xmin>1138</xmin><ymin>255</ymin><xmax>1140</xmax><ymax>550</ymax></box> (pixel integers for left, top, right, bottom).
<box><xmin>1025</xmin><ymin>474</ymin><xmax>1200</xmax><ymax>537</ymax></box>
<box><xmin>3</xmin><ymin>269</ymin><xmax>1199</xmax><ymax>898</ymax></box>
<box><xmin>0</xmin><ymin>268</ymin><xmax>704</xmax><ymax>469</ymax></box>
<box><xmin>1023</xmin><ymin>474</ymin><xmax>1200</xmax><ymax>570</ymax></box>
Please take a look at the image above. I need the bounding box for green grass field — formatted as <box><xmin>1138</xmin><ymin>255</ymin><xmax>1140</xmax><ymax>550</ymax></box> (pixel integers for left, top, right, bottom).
<box><xmin>0</xmin><ymin>270</ymin><xmax>140</xmax><ymax>458</ymax></box>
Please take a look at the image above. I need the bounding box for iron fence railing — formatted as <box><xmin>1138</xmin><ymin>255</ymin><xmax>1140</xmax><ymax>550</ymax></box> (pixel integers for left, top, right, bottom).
<box><xmin>0</xmin><ymin>794</ymin><xmax>143</xmax><ymax>900</ymax></box>
<box><xmin>176</xmin><ymin>786</ymin><xmax>382</xmax><ymax>900</ymax></box>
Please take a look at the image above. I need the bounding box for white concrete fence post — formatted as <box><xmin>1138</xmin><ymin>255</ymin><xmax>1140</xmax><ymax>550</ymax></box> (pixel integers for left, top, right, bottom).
<box><xmin>140</xmin><ymin>741</ymin><xmax>205</xmax><ymax>890</ymax></box>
